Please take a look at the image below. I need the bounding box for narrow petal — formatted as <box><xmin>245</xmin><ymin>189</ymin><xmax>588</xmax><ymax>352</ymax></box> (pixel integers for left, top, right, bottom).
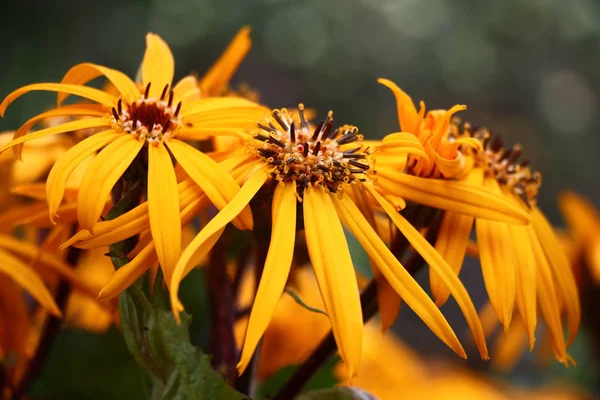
<box><xmin>376</xmin><ymin>170</ymin><xmax>530</xmax><ymax>224</ymax></box>
<box><xmin>0</xmin><ymin>83</ymin><xmax>114</xmax><ymax>116</ymax></box>
<box><xmin>97</xmin><ymin>242</ymin><xmax>157</xmax><ymax>300</ymax></box>
<box><xmin>491</xmin><ymin>318</ymin><xmax>529</xmax><ymax>372</ymax></box>
<box><xmin>148</xmin><ymin>143</ymin><xmax>181</xmax><ymax>284</ymax></box>
<box><xmin>58</xmin><ymin>63</ymin><xmax>139</xmax><ymax>105</ymax></box>
<box><xmin>431</xmin><ymin>211</ymin><xmax>474</xmax><ymax>306</ymax></box>
<box><xmin>558</xmin><ymin>190</ymin><xmax>600</xmax><ymax>244</ymax></box>
<box><xmin>304</xmin><ymin>189</ymin><xmax>363</xmax><ymax>376</ymax></box>
<box><xmin>180</xmin><ymin>97</ymin><xmax>263</xmax><ymax>118</ymax></box>
<box><xmin>46</xmin><ymin>130</ymin><xmax>120</xmax><ymax>223</ymax></box>
<box><xmin>166</xmin><ymin>139</ymin><xmax>253</xmax><ymax>230</ymax></box>
<box><xmin>527</xmin><ymin>225</ymin><xmax>570</xmax><ymax>365</ymax></box>
<box><xmin>0</xmin><ymin>118</ymin><xmax>108</xmax><ymax>157</ymax></box>
<box><xmin>426</xmin><ymin>140</ymin><xmax>467</xmax><ymax>179</ymax></box>
<box><xmin>170</xmin><ymin>168</ymin><xmax>268</xmax><ymax>323</ymax></box>
<box><xmin>0</xmin><ymin>248</ymin><xmax>61</xmax><ymax>316</ymax></box>
<box><xmin>506</xmin><ymin>222</ymin><xmax>537</xmax><ymax>349</ymax></box>
<box><xmin>173</xmin><ymin>76</ymin><xmax>201</xmax><ymax>103</ymax></box>
<box><xmin>142</xmin><ymin>33</ymin><xmax>174</xmax><ymax>97</ymax></box>
<box><xmin>77</xmin><ymin>134</ymin><xmax>143</xmax><ymax>232</ymax></box>
<box><xmin>332</xmin><ymin>192</ymin><xmax>466</xmax><ymax>359</ymax></box>
<box><xmin>377</xmin><ymin>78</ymin><xmax>420</xmax><ymax>133</ymax></box>
<box><xmin>199</xmin><ymin>26</ymin><xmax>252</xmax><ymax>97</ymax></box>
<box><xmin>365</xmin><ymin>184</ymin><xmax>488</xmax><ymax>359</ymax></box>
<box><xmin>238</xmin><ymin>183</ymin><xmax>297</xmax><ymax>374</ymax></box>
<box><xmin>375</xmin><ymin>132</ymin><xmax>428</xmax><ymax>158</ymax></box>
<box><xmin>531</xmin><ymin>207</ymin><xmax>580</xmax><ymax>347</ymax></box>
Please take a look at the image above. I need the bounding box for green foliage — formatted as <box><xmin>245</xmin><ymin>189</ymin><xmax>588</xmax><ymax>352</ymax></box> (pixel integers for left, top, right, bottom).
<box><xmin>119</xmin><ymin>281</ymin><xmax>247</xmax><ymax>400</ymax></box>
<box><xmin>284</xmin><ymin>289</ymin><xmax>328</xmax><ymax>316</ymax></box>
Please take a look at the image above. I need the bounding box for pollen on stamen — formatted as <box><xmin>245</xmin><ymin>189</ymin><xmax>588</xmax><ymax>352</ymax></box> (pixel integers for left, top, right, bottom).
<box><xmin>109</xmin><ymin>83</ymin><xmax>182</xmax><ymax>144</ymax></box>
<box><xmin>250</xmin><ymin>105</ymin><xmax>373</xmax><ymax>195</ymax></box>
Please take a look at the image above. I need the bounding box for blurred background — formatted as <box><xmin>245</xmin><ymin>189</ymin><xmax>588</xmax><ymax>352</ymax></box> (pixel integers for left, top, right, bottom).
<box><xmin>1</xmin><ymin>0</ymin><xmax>599</xmax><ymax>398</ymax></box>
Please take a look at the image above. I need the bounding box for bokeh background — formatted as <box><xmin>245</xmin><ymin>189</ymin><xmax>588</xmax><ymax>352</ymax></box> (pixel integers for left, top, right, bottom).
<box><xmin>1</xmin><ymin>0</ymin><xmax>599</xmax><ymax>398</ymax></box>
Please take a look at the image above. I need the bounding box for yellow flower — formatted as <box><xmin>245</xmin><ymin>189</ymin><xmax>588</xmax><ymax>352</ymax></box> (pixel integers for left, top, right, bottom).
<box><xmin>0</xmin><ymin>29</ymin><xmax>266</xmax><ymax>284</ymax></box>
<box><xmin>374</xmin><ymin>80</ymin><xmax>580</xmax><ymax>366</ymax></box>
<box><xmin>169</xmin><ymin>104</ymin><xmax>493</xmax><ymax>377</ymax></box>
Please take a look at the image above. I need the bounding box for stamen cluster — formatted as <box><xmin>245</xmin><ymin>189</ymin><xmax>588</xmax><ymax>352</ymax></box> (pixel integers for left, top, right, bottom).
<box><xmin>451</xmin><ymin>120</ymin><xmax>541</xmax><ymax>206</ymax></box>
<box><xmin>252</xmin><ymin>105</ymin><xmax>372</xmax><ymax>195</ymax></box>
<box><xmin>110</xmin><ymin>83</ymin><xmax>182</xmax><ymax>144</ymax></box>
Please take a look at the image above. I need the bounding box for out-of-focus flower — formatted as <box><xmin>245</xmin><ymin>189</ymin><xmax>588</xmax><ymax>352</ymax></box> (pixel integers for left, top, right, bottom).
<box><xmin>373</xmin><ymin>80</ymin><xmax>579</xmax><ymax>366</ymax></box>
<box><xmin>0</xmin><ymin>28</ymin><xmax>267</xmax><ymax>291</ymax></box>
<box><xmin>168</xmin><ymin>104</ymin><xmax>495</xmax><ymax>378</ymax></box>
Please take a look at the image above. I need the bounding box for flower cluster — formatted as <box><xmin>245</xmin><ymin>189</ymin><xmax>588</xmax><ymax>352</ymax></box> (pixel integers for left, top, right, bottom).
<box><xmin>0</xmin><ymin>26</ymin><xmax>584</xmax><ymax>398</ymax></box>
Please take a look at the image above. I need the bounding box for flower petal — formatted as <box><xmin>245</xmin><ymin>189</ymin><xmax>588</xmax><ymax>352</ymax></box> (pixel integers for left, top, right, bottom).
<box><xmin>166</xmin><ymin>139</ymin><xmax>253</xmax><ymax>230</ymax></box>
<box><xmin>377</xmin><ymin>78</ymin><xmax>420</xmax><ymax>133</ymax></box>
<box><xmin>148</xmin><ymin>143</ymin><xmax>181</xmax><ymax>284</ymax></box>
<box><xmin>304</xmin><ymin>189</ymin><xmax>363</xmax><ymax>377</ymax></box>
<box><xmin>58</xmin><ymin>63</ymin><xmax>139</xmax><ymax>105</ymax></box>
<box><xmin>332</xmin><ymin>192</ymin><xmax>466</xmax><ymax>359</ymax></box>
<box><xmin>365</xmin><ymin>184</ymin><xmax>488</xmax><ymax>359</ymax></box>
<box><xmin>199</xmin><ymin>26</ymin><xmax>252</xmax><ymax>97</ymax></box>
<box><xmin>0</xmin><ymin>83</ymin><xmax>114</xmax><ymax>115</ymax></box>
<box><xmin>0</xmin><ymin>248</ymin><xmax>61</xmax><ymax>316</ymax></box>
<box><xmin>375</xmin><ymin>132</ymin><xmax>428</xmax><ymax>158</ymax></box>
<box><xmin>77</xmin><ymin>134</ymin><xmax>143</xmax><ymax>232</ymax></box>
<box><xmin>142</xmin><ymin>33</ymin><xmax>175</xmax><ymax>97</ymax></box>
<box><xmin>46</xmin><ymin>130</ymin><xmax>120</xmax><ymax>223</ymax></box>
<box><xmin>173</xmin><ymin>76</ymin><xmax>201</xmax><ymax>103</ymax></box>
<box><xmin>180</xmin><ymin>97</ymin><xmax>263</xmax><ymax>118</ymax></box>
<box><xmin>170</xmin><ymin>168</ymin><xmax>268</xmax><ymax>323</ymax></box>
<box><xmin>238</xmin><ymin>182</ymin><xmax>297</xmax><ymax>374</ymax></box>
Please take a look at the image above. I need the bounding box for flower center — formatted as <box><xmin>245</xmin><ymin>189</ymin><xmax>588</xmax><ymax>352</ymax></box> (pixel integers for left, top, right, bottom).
<box><xmin>251</xmin><ymin>105</ymin><xmax>372</xmax><ymax>195</ymax></box>
<box><xmin>110</xmin><ymin>83</ymin><xmax>182</xmax><ymax>143</ymax></box>
<box><xmin>453</xmin><ymin>120</ymin><xmax>541</xmax><ymax>206</ymax></box>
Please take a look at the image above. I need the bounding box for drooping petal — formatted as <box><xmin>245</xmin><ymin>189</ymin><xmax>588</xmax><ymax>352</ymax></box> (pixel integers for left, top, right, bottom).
<box><xmin>0</xmin><ymin>248</ymin><xmax>61</xmax><ymax>317</ymax></box>
<box><xmin>77</xmin><ymin>134</ymin><xmax>143</xmax><ymax>232</ymax></box>
<box><xmin>332</xmin><ymin>193</ymin><xmax>466</xmax><ymax>359</ymax></box>
<box><xmin>170</xmin><ymin>168</ymin><xmax>269</xmax><ymax>323</ymax></box>
<box><xmin>148</xmin><ymin>143</ymin><xmax>181</xmax><ymax>284</ymax></box>
<box><xmin>0</xmin><ymin>118</ymin><xmax>108</xmax><ymax>157</ymax></box>
<box><xmin>238</xmin><ymin>183</ymin><xmax>297</xmax><ymax>374</ymax></box>
<box><xmin>173</xmin><ymin>76</ymin><xmax>201</xmax><ymax>103</ymax></box>
<box><xmin>377</xmin><ymin>78</ymin><xmax>420</xmax><ymax>133</ymax></box>
<box><xmin>0</xmin><ymin>83</ymin><xmax>114</xmax><ymax>116</ymax></box>
<box><xmin>304</xmin><ymin>189</ymin><xmax>363</xmax><ymax>377</ymax></box>
<box><xmin>365</xmin><ymin>184</ymin><xmax>488</xmax><ymax>359</ymax></box>
<box><xmin>97</xmin><ymin>242</ymin><xmax>158</xmax><ymax>300</ymax></box>
<box><xmin>58</xmin><ymin>63</ymin><xmax>140</xmax><ymax>105</ymax></box>
<box><xmin>142</xmin><ymin>34</ymin><xmax>175</xmax><ymax>97</ymax></box>
<box><xmin>375</xmin><ymin>170</ymin><xmax>530</xmax><ymax>224</ymax></box>
<box><xmin>166</xmin><ymin>139</ymin><xmax>253</xmax><ymax>230</ymax></box>
<box><xmin>46</xmin><ymin>130</ymin><xmax>120</xmax><ymax>223</ymax></box>
<box><xmin>531</xmin><ymin>207</ymin><xmax>580</xmax><ymax>347</ymax></box>
<box><xmin>199</xmin><ymin>26</ymin><xmax>252</xmax><ymax>97</ymax></box>
<box><xmin>491</xmin><ymin>318</ymin><xmax>529</xmax><ymax>372</ymax></box>
<box><xmin>426</xmin><ymin>140</ymin><xmax>467</xmax><ymax>179</ymax></box>
<box><xmin>374</xmin><ymin>132</ymin><xmax>428</xmax><ymax>158</ymax></box>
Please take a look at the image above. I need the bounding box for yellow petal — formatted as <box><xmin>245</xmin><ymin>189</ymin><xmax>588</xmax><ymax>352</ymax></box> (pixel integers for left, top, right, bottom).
<box><xmin>173</xmin><ymin>76</ymin><xmax>201</xmax><ymax>103</ymax></box>
<box><xmin>58</xmin><ymin>63</ymin><xmax>139</xmax><ymax>105</ymax></box>
<box><xmin>377</xmin><ymin>78</ymin><xmax>420</xmax><ymax>133</ymax></box>
<box><xmin>332</xmin><ymin>191</ymin><xmax>466</xmax><ymax>359</ymax></box>
<box><xmin>526</xmin><ymin>224</ymin><xmax>570</xmax><ymax>365</ymax></box>
<box><xmin>170</xmin><ymin>168</ymin><xmax>268</xmax><ymax>323</ymax></box>
<box><xmin>558</xmin><ymin>190</ymin><xmax>600</xmax><ymax>244</ymax></box>
<box><xmin>10</xmin><ymin>104</ymin><xmax>105</xmax><ymax>159</ymax></box>
<box><xmin>97</xmin><ymin>242</ymin><xmax>157</xmax><ymax>300</ymax></box>
<box><xmin>375</xmin><ymin>170</ymin><xmax>530</xmax><ymax>224</ymax></box>
<box><xmin>375</xmin><ymin>132</ymin><xmax>428</xmax><ymax>158</ymax></box>
<box><xmin>304</xmin><ymin>189</ymin><xmax>363</xmax><ymax>376</ymax></box>
<box><xmin>506</xmin><ymin>221</ymin><xmax>537</xmax><ymax>349</ymax></box>
<box><xmin>199</xmin><ymin>26</ymin><xmax>252</xmax><ymax>96</ymax></box>
<box><xmin>0</xmin><ymin>118</ymin><xmax>108</xmax><ymax>157</ymax></box>
<box><xmin>431</xmin><ymin>211</ymin><xmax>474</xmax><ymax>306</ymax></box>
<box><xmin>142</xmin><ymin>33</ymin><xmax>174</xmax><ymax>97</ymax></box>
<box><xmin>0</xmin><ymin>248</ymin><xmax>61</xmax><ymax>317</ymax></box>
<box><xmin>365</xmin><ymin>184</ymin><xmax>488</xmax><ymax>359</ymax></box>
<box><xmin>491</xmin><ymin>318</ymin><xmax>529</xmax><ymax>372</ymax></box>
<box><xmin>430</xmin><ymin>104</ymin><xmax>467</xmax><ymax>146</ymax></box>
<box><xmin>0</xmin><ymin>83</ymin><xmax>114</xmax><ymax>116</ymax></box>
<box><xmin>46</xmin><ymin>130</ymin><xmax>120</xmax><ymax>223</ymax></box>
<box><xmin>180</xmin><ymin>97</ymin><xmax>263</xmax><ymax>118</ymax></box>
<box><xmin>238</xmin><ymin>183</ymin><xmax>297</xmax><ymax>374</ymax></box>
<box><xmin>426</xmin><ymin>139</ymin><xmax>466</xmax><ymax>179</ymax></box>
<box><xmin>148</xmin><ymin>143</ymin><xmax>181</xmax><ymax>284</ymax></box>
<box><xmin>77</xmin><ymin>134</ymin><xmax>143</xmax><ymax>232</ymax></box>
<box><xmin>166</xmin><ymin>139</ymin><xmax>253</xmax><ymax>230</ymax></box>
<box><xmin>531</xmin><ymin>207</ymin><xmax>580</xmax><ymax>347</ymax></box>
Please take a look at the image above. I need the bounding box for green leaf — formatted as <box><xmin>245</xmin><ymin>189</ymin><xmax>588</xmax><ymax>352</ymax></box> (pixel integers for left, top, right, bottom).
<box><xmin>119</xmin><ymin>281</ymin><xmax>247</xmax><ymax>400</ymax></box>
<box><xmin>296</xmin><ymin>387</ymin><xmax>378</xmax><ymax>400</ymax></box>
<box><xmin>284</xmin><ymin>289</ymin><xmax>328</xmax><ymax>316</ymax></box>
